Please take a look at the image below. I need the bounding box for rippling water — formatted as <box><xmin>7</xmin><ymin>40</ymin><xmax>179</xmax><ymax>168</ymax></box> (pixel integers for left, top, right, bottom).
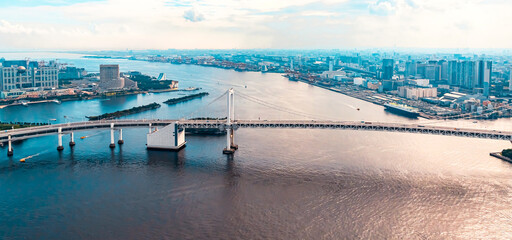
<box><xmin>1</xmin><ymin>52</ymin><xmax>511</xmax><ymax>239</ymax></box>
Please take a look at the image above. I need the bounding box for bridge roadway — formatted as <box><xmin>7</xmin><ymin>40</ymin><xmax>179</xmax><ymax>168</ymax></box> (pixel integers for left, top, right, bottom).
<box><xmin>1</xmin><ymin>119</ymin><xmax>512</xmax><ymax>142</ymax></box>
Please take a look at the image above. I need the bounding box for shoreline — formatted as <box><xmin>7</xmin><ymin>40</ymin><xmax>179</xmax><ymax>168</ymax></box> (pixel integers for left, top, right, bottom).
<box><xmin>292</xmin><ymin>78</ymin><xmax>432</xmax><ymax>120</ymax></box>
<box><xmin>0</xmin><ymin>88</ymin><xmax>186</xmax><ymax>109</ymax></box>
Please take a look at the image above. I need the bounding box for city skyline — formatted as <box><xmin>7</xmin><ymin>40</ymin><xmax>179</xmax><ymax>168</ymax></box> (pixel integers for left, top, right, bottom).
<box><xmin>1</xmin><ymin>0</ymin><xmax>512</xmax><ymax>50</ymax></box>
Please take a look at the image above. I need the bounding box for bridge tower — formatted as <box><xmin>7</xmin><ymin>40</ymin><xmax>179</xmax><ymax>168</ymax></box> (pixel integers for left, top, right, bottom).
<box><xmin>223</xmin><ymin>88</ymin><xmax>238</xmax><ymax>154</ymax></box>
<box><xmin>7</xmin><ymin>135</ymin><xmax>13</xmax><ymax>156</ymax></box>
<box><xmin>57</xmin><ymin>127</ymin><xmax>64</xmax><ymax>151</ymax></box>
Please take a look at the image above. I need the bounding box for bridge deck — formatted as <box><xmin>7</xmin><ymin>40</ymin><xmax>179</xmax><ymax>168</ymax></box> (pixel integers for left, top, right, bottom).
<box><xmin>1</xmin><ymin>119</ymin><xmax>512</xmax><ymax>142</ymax></box>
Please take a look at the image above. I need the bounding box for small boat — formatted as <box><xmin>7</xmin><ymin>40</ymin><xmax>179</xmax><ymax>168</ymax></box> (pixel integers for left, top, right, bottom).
<box><xmin>80</xmin><ymin>136</ymin><xmax>87</xmax><ymax>139</ymax></box>
<box><xmin>20</xmin><ymin>100</ymin><xmax>29</xmax><ymax>106</ymax></box>
<box><xmin>52</xmin><ymin>99</ymin><xmax>61</xmax><ymax>104</ymax></box>
<box><xmin>20</xmin><ymin>158</ymin><xmax>26</xmax><ymax>162</ymax></box>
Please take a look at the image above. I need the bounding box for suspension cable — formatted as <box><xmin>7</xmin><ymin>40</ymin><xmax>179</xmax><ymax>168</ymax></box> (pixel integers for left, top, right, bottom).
<box><xmin>236</xmin><ymin>91</ymin><xmax>332</xmax><ymax>120</ymax></box>
<box><xmin>182</xmin><ymin>91</ymin><xmax>228</xmax><ymax>120</ymax></box>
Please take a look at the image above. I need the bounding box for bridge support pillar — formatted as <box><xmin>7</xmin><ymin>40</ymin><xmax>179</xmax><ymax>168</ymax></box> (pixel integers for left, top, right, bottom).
<box><xmin>146</xmin><ymin>122</ymin><xmax>186</xmax><ymax>150</ymax></box>
<box><xmin>109</xmin><ymin>123</ymin><xmax>115</xmax><ymax>148</ymax></box>
<box><xmin>118</xmin><ymin>129</ymin><xmax>124</xmax><ymax>144</ymax></box>
<box><xmin>69</xmin><ymin>132</ymin><xmax>75</xmax><ymax>147</ymax></box>
<box><xmin>57</xmin><ymin>127</ymin><xmax>64</xmax><ymax>151</ymax></box>
<box><xmin>223</xmin><ymin>88</ymin><xmax>237</xmax><ymax>154</ymax></box>
<box><xmin>230</xmin><ymin>130</ymin><xmax>238</xmax><ymax>150</ymax></box>
<box><xmin>7</xmin><ymin>135</ymin><xmax>13</xmax><ymax>156</ymax></box>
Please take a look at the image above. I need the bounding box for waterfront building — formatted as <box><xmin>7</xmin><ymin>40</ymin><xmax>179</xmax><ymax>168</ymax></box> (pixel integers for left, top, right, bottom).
<box><xmin>0</xmin><ymin>60</ymin><xmax>58</xmax><ymax>91</ymax></box>
<box><xmin>321</xmin><ymin>71</ymin><xmax>346</xmax><ymax>79</ymax></box>
<box><xmin>59</xmin><ymin>66</ymin><xmax>87</xmax><ymax>80</ymax></box>
<box><xmin>382</xmin><ymin>59</ymin><xmax>394</xmax><ymax>80</ymax></box>
<box><xmin>99</xmin><ymin>64</ymin><xmax>125</xmax><ymax>90</ymax></box>
<box><xmin>398</xmin><ymin>86</ymin><xmax>438</xmax><ymax>100</ymax></box>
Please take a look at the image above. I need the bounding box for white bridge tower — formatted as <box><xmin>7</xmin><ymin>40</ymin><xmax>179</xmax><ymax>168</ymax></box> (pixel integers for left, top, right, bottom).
<box><xmin>223</xmin><ymin>88</ymin><xmax>238</xmax><ymax>154</ymax></box>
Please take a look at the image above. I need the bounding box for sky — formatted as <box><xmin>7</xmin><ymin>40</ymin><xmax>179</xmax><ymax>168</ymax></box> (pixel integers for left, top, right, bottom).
<box><xmin>0</xmin><ymin>0</ymin><xmax>510</xmax><ymax>50</ymax></box>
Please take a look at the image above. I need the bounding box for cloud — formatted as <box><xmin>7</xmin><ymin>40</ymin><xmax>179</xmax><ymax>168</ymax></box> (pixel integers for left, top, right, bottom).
<box><xmin>0</xmin><ymin>0</ymin><xmax>511</xmax><ymax>50</ymax></box>
<box><xmin>369</xmin><ymin>0</ymin><xmax>396</xmax><ymax>16</ymax></box>
<box><xmin>0</xmin><ymin>20</ymin><xmax>49</xmax><ymax>34</ymax></box>
<box><xmin>183</xmin><ymin>9</ymin><xmax>205</xmax><ymax>22</ymax></box>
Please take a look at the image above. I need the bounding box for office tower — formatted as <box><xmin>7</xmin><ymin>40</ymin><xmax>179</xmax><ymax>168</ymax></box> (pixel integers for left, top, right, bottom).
<box><xmin>461</xmin><ymin>61</ymin><xmax>478</xmax><ymax>89</ymax></box>
<box><xmin>478</xmin><ymin>61</ymin><xmax>492</xmax><ymax>97</ymax></box>
<box><xmin>99</xmin><ymin>64</ymin><xmax>124</xmax><ymax>90</ymax></box>
<box><xmin>439</xmin><ymin>60</ymin><xmax>448</xmax><ymax>81</ymax></box>
<box><xmin>509</xmin><ymin>68</ymin><xmax>512</xmax><ymax>92</ymax></box>
<box><xmin>405</xmin><ymin>61</ymin><xmax>417</xmax><ymax>78</ymax></box>
<box><xmin>382</xmin><ymin>59</ymin><xmax>394</xmax><ymax>80</ymax></box>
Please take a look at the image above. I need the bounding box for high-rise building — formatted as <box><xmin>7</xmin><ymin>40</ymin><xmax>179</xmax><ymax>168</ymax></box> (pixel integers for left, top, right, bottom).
<box><xmin>382</xmin><ymin>59</ymin><xmax>394</xmax><ymax>80</ymax></box>
<box><xmin>479</xmin><ymin>61</ymin><xmax>492</xmax><ymax>97</ymax></box>
<box><xmin>461</xmin><ymin>61</ymin><xmax>479</xmax><ymax>89</ymax></box>
<box><xmin>439</xmin><ymin>60</ymin><xmax>448</xmax><ymax>81</ymax></box>
<box><xmin>447</xmin><ymin>60</ymin><xmax>491</xmax><ymax>94</ymax></box>
<box><xmin>405</xmin><ymin>61</ymin><xmax>417</xmax><ymax>78</ymax></box>
<box><xmin>99</xmin><ymin>64</ymin><xmax>124</xmax><ymax>90</ymax></box>
<box><xmin>509</xmin><ymin>68</ymin><xmax>512</xmax><ymax>92</ymax></box>
<box><xmin>0</xmin><ymin>60</ymin><xmax>58</xmax><ymax>91</ymax></box>
<box><xmin>448</xmin><ymin>60</ymin><xmax>458</xmax><ymax>86</ymax></box>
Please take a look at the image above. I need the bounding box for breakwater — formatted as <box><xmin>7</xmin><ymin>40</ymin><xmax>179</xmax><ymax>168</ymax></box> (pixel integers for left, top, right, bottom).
<box><xmin>86</xmin><ymin>102</ymin><xmax>161</xmax><ymax>120</ymax></box>
<box><xmin>163</xmin><ymin>92</ymin><xmax>209</xmax><ymax>105</ymax></box>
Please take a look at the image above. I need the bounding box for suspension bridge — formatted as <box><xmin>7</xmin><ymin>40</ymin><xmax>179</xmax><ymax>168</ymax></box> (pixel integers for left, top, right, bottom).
<box><xmin>2</xmin><ymin>88</ymin><xmax>512</xmax><ymax>156</ymax></box>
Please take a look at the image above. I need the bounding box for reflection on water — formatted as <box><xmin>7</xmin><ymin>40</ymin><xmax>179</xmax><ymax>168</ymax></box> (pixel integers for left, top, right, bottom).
<box><xmin>0</xmin><ymin>53</ymin><xmax>511</xmax><ymax>239</ymax></box>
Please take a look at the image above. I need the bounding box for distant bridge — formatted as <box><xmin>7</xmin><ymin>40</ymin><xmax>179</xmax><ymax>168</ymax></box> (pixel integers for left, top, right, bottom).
<box><xmin>2</xmin><ymin>89</ymin><xmax>511</xmax><ymax>156</ymax></box>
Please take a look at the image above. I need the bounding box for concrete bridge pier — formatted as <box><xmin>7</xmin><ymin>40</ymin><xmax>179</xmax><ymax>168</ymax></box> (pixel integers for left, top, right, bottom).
<box><xmin>7</xmin><ymin>135</ymin><xmax>13</xmax><ymax>156</ymax></box>
<box><xmin>109</xmin><ymin>123</ymin><xmax>115</xmax><ymax>149</ymax></box>
<box><xmin>118</xmin><ymin>129</ymin><xmax>124</xmax><ymax>144</ymax></box>
<box><xmin>146</xmin><ymin>122</ymin><xmax>186</xmax><ymax>150</ymax></box>
<box><xmin>57</xmin><ymin>127</ymin><xmax>64</xmax><ymax>151</ymax></box>
<box><xmin>69</xmin><ymin>132</ymin><xmax>76</xmax><ymax>147</ymax></box>
<box><xmin>230</xmin><ymin>130</ymin><xmax>238</xmax><ymax>150</ymax></box>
